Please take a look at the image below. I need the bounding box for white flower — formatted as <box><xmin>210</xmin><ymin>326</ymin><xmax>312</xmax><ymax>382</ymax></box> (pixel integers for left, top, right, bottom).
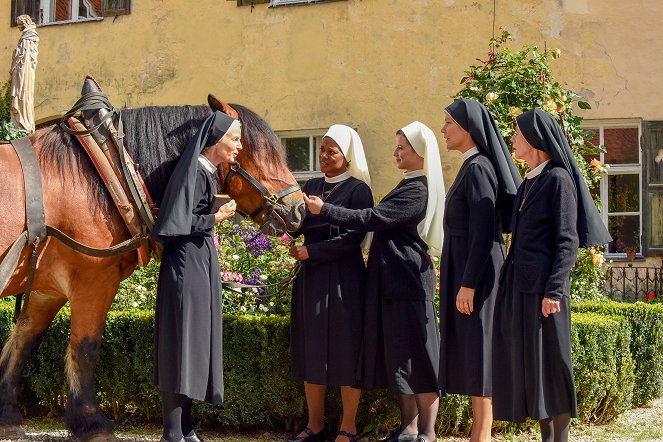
<box><xmin>269</xmin><ymin>302</ymin><xmax>275</xmax><ymax>306</ymax></box>
<box><xmin>259</xmin><ymin>274</ymin><xmax>268</xmax><ymax>281</ymax></box>
<box><xmin>232</xmin><ymin>254</ymin><xmax>240</xmax><ymax>260</ymax></box>
<box><xmin>136</xmin><ymin>285</ymin><xmax>146</xmax><ymax>292</ymax></box>
<box><xmin>131</xmin><ymin>301</ymin><xmax>139</xmax><ymax>307</ymax></box>
<box><xmin>485</xmin><ymin>92</ymin><xmax>500</xmax><ymax>102</ymax></box>
<box><xmin>240</xmin><ymin>306</ymin><xmax>247</xmax><ymax>312</ymax></box>
<box><xmin>259</xmin><ymin>304</ymin><xmax>268</xmax><ymax>312</ymax></box>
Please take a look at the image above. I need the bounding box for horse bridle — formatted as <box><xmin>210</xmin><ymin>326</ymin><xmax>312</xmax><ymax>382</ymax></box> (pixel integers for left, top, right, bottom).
<box><xmin>220</xmin><ymin>161</ymin><xmax>301</xmax><ymax>233</ymax></box>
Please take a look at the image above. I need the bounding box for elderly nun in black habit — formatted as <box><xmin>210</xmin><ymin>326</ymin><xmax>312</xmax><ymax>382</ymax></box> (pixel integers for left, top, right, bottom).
<box><xmin>287</xmin><ymin>124</ymin><xmax>373</xmax><ymax>442</ymax></box>
<box><xmin>152</xmin><ymin>111</ymin><xmax>241</xmax><ymax>442</ymax></box>
<box><xmin>439</xmin><ymin>98</ymin><xmax>521</xmax><ymax>442</ymax></box>
<box><xmin>492</xmin><ymin>109</ymin><xmax>611</xmax><ymax>442</ymax></box>
<box><xmin>305</xmin><ymin>121</ymin><xmax>445</xmax><ymax>442</ymax></box>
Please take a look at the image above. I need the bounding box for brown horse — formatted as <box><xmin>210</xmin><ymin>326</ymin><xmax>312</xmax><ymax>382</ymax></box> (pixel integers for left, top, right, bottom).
<box><xmin>0</xmin><ymin>95</ymin><xmax>304</xmax><ymax>441</ymax></box>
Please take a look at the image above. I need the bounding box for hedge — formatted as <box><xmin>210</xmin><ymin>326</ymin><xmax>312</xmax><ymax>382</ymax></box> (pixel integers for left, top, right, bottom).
<box><xmin>0</xmin><ymin>303</ymin><xmax>655</xmax><ymax>436</ymax></box>
<box><xmin>572</xmin><ymin>300</ymin><xmax>663</xmax><ymax>406</ymax></box>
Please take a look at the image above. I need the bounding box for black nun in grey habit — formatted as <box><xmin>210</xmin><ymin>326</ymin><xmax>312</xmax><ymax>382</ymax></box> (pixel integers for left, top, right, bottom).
<box><xmin>153</xmin><ymin>111</ymin><xmax>237</xmax><ymax>442</ymax></box>
<box><xmin>492</xmin><ymin>109</ymin><xmax>611</xmax><ymax>441</ymax></box>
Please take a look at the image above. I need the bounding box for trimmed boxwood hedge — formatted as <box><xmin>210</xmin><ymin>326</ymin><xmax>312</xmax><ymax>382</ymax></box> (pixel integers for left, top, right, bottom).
<box><xmin>0</xmin><ymin>303</ymin><xmax>656</xmax><ymax>436</ymax></box>
<box><xmin>572</xmin><ymin>301</ymin><xmax>663</xmax><ymax>406</ymax></box>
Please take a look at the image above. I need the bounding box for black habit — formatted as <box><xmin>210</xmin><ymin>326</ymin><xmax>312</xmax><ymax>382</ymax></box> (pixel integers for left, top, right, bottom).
<box><xmin>439</xmin><ymin>153</ymin><xmax>503</xmax><ymax>397</ymax></box>
<box><xmin>290</xmin><ymin>176</ymin><xmax>374</xmax><ymax>386</ymax></box>
<box><xmin>492</xmin><ymin>162</ymin><xmax>579</xmax><ymax>422</ymax></box>
<box><xmin>152</xmin><ymin>111</ymin><xmax>235</xmax><ymax>404</ymax></box>
<box><xmin>319</xmin><ymin>176</ymin><xmax>439</xmax><ymax>394</ymax></box>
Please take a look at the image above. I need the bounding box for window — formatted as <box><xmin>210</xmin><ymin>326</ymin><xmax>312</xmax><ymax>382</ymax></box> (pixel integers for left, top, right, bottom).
<box><xmin>277</xmin><ymin>130</ymin><xmax>324</xmax><ymax>184</ymax></box>
<box><xmin>11</xmin><ymin>0</ymin><xmax>130</xmax><ymax>26</ymax></box>
<box><xmin>585</xmin><ymin>121</ymin><xmax>642</xmax><ymax>257</ymax></box>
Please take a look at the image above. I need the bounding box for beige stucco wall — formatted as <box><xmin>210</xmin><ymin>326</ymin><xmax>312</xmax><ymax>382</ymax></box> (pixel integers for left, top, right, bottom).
<box><xmin>1</xmin><ymin>0</ymin><xmax>661</xmax><ymax>197</ymax></box>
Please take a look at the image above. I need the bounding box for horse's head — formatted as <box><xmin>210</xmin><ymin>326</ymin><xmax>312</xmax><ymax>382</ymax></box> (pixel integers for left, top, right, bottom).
<box><xmin>208</xmin><ymin>95</ymin><xmax>305</xmax><ymax>236</ymax></box>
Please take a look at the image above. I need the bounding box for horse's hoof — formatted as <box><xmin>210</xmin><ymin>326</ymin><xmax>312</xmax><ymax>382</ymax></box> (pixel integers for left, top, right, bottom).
<box><xmin>79</xmin><ymin>433</ymin><xmax>118</xmax><ymax>442</ymax></box>
<box><xmin>0</xmin><ymin>425</ymin><xmax>25</xmax><ymax>439</ymax></box>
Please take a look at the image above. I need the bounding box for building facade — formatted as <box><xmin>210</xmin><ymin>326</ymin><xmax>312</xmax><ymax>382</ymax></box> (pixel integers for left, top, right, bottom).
<box><xmin>2</xmin><ymin>0</ymin><xmax>662</xmax><ymax>262</ymax></box>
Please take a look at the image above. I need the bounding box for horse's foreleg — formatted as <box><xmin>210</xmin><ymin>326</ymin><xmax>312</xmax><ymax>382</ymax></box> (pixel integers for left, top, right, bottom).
<box><xmin>0</xmin><ymin>292</ymin><xmax>66</xmax><ymax>439</ymax></box>
<box><xmin>65</xmin><ymin>284</ymin><xmax>118</xmax><ymax>442</ymax></box>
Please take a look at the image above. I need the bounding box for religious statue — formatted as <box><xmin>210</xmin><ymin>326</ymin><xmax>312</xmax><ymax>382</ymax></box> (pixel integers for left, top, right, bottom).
<box><xmin>10</xmin><ymin>14</ymin><xmax>39</xmax><ymax>133</ymax></box>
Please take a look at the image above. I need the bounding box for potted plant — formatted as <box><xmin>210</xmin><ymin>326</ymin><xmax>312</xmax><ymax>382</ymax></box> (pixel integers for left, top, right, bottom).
<box><xmin>624</xmin><ymin>246</ymin><xmax>637</xmax><ymax>261</ymax></box>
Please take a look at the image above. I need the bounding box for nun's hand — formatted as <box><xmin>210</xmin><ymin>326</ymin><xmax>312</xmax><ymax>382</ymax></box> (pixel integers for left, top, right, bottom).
<box><xmin>289</xmin><ymin>245</ymin><xmax>309</xmax><ymax>261</ymax></box>
<box><xmin>303</xmin><ymin>193</ymin><xmax>324</xmax><ymax>215</ymax></box>
<box><xmin>456</xmin><ymin>286</ymin><xmax>475</xmax><ymax>315</ymax></box>
<box><xmin>214</xmin><ymin>200</ymin><xmax>237</xmax><ymax>223</ymax></box>
<box><xmin>542</xmin><ymin>297</ymin><xmax>561</xmax><ymax>318</ymax></box>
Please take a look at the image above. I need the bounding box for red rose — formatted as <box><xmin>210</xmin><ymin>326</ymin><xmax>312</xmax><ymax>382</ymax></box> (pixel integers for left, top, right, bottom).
<box><xmin>648</xmin><ymin>292</ymin><xmax>656</xmax><ymax>300</ymax></box>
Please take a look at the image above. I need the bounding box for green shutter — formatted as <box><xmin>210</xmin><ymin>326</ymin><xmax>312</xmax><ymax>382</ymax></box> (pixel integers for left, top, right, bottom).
<box><xmin>642</xmin><ymin>121</ymin><xmax>663</xmax><ymax>256</ymax></box>
<box><xmin>236</xmin><ymin>0</ymin><xmax>270</xmax><ymax>5</ymax></box>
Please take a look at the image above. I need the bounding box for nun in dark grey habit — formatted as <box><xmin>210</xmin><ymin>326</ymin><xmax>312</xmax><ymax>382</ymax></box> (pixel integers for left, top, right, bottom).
<box><xmin>439</xmin><ymin>98</ymin><xmax>521</xmax><ymax>442</ymax></box>
<box><xmin>152</xmin><ymin>111</ymin><xmax>241</xmax><ymax>442</ymax></box>
<box><xmin>492</xmin><ymin>109</ymin><xmax>611</xmax><ymax>442</ymax></box>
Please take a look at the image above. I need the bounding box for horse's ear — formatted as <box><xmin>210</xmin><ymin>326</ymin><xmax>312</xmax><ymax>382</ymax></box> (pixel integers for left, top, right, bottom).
<box><xmin>208</xmin><ymin>94</ymin><xmax>239</xmax><ymax>120</ymax></box>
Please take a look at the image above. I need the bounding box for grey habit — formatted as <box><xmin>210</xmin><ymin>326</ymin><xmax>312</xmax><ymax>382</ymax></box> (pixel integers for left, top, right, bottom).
<box><xmin>152</xmin><ymin>111</ymin><xmax>236</xmax><ymax>403</ymax></box>
<box><xmin>439</xmin><ymin>99</ymin><xmax>521</xmax><ymax>396</ymax></box>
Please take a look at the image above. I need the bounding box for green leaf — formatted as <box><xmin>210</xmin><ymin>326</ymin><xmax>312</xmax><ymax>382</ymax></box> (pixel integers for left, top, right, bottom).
<box><xmin>578</xmin><ymin>101</ymin><xmax>592</xmax><ymax>109</ymax></box>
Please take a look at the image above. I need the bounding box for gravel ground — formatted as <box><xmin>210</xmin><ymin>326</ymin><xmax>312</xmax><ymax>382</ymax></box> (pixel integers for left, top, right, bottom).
<box><xmin>9</xmin><ymin>398</ymin><xmax>663</xmax><ymax>442</ymax></box>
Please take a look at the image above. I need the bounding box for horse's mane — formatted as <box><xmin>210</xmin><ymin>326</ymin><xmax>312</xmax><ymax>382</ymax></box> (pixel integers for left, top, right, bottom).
<box><xmin>38</xmin><ymin>103</ymin><xmax>287</xmax><ymax>210</ymax></box>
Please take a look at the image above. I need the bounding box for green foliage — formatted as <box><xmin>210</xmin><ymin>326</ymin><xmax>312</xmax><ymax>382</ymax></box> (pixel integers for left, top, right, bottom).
<box><xmin>570</xmin><ymin>248</ymin><xmax>609</xmax><ymax>301</ymax></box>
<box><xmin>571</xmin><ymin>312</ymin><xmax>634</xmax><ymax>423</ymax></box>
<box><xmin>454</xmin><ymin>30</ymin><xmax>608</xmax><ymax>301</ymax></box>
<box><xmin>572</xmin><ymin>301</ymin><xmax>663</xmax><ymax>406</ymax></box>
<box><xmin>0</xmin><ymin>303</ymin><xmax>652</xmax><ymax>436</ymax></box>
<box><xmin>0</xmin><ymin>81</ymin><xmax>28</xmax><ymax>141</ymax></box>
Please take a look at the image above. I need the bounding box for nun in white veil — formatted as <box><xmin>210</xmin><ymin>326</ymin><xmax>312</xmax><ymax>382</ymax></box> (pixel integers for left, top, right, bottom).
<box><xmin>288</xmin><ymin>124</ymin><xmax>374</xmax><ymax>442</ymax></box>
<box><xmin>304</xmin><ymin>121</ymin><xmax>446</xmax><ymax>442</ymax></box>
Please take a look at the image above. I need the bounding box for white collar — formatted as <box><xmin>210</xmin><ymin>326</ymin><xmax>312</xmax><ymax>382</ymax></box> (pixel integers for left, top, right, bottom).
<box><xmin>198</xmin><ymin>155</ymin><xmax>217</xmax><ymax>174</ymax></box>
<box><xmin>461</xmin><ymin>146</ymin><xmax>480</xmax><ymax>161</ymax></box>
<box><xmin>403</xmin><ymin>169</ymin><xmax>425</xmax><ymax>179</ymax></box>
<box><xmin>525</xmin><ymin>159</ymin><xmax>550</xmax><ymax>179</ymax></box>
<box><xmin>324</xmin><ymin>171</ymin><xmax>351</xmax><ymax>184</ymax></box>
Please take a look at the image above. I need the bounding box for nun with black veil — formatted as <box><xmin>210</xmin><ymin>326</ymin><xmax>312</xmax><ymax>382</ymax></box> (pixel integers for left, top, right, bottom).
<box><xmin>152</xmin><ymin>111</ymin><xmax>242</xmax><ymax>442</ymax></box>
<box><xmin>439</xmin><ymin>98</ymin><xmax>521</xmax><ymax>442</ymax></box>
<box><xmin>287</xmin><ymin>124</ymin><xmax>373</xmax><ymax>442</ymax></box>
<box><xmin>304</xmin><ymin>121</ymin><xmax>445</xmax><ymax>442</ymax></box>
<box><xmin>492</xmin><ymin>109</ymin><xmax>611</xmax><ymax>442</ymax></box>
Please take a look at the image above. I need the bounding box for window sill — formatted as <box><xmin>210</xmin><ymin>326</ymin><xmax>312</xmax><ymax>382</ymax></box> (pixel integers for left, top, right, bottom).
<box><xmin>38</xmin><ymin>17</ymin><xmax>104</xmax><ymax>27</ymax></box>
<box><xmin>269</xmin><ymin>0</ymin><xmax>346</xmax><ymax>7</ymax></box>
<box><xmin>606</xmin><ymin>255</ymin><xmax>646</xmax><ymax>263</ymax></box>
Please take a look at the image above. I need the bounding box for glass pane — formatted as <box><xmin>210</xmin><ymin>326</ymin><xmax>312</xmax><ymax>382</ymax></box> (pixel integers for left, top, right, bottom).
<box><xmin>79</xmin><ymin>0</ymin><xmax>100</xmax><ymax>18</ymax></box>
<box><xmin>604</xmin><ymin>128</ymin><xmax>639</xmax><ymax>164</ymax></box>
<box><xmin>607</xmin><ymin>215</ymin><xmax>640</xmax><ymax>253</ymax></box>
<box><xmin>608</xmin><ymin>174</ymin><xmax>639</xmax><ymax>213</ymax></box>
<box><xmin>313</xmin><ymin>136</ymin><xmax>322</xmax><ymax>171</ymax></box>
<box><xmin>582</xmin><ymin>128</ymin><xmax>600</xmax><ymax>162</ymax></box>
<box><xmin>54</xmin><ymin>0</ymin><xmax>71</xmax><ymax>21</ymax></box>
<box><xmin>283</xmin><ymin>138</ymin><xmax>310</xmax><ymax>172</ymax></box>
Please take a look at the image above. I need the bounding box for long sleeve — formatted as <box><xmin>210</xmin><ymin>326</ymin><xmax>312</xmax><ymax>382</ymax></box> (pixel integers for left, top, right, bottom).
<box><xmin>462</xmin><ymin>164</ymin><xmax>498</xmax><ymax>289</ymax></box>
<box><xmin>306</xmin><ymin>184</ymin><xmax>374</xmax><ymax>263</ymax></box>
<box><xmin>190</xmin><ymin>169</ymin><xmax>216</xmax><ymax>235</ymax></box>
<box><xmin>544</xmin><ymin>172</ymin><xmax>579</xmax><ymax>300</ymax></box>
<box><xmin>320</xmin><ymin>180</ymin><xmax>426</xmax><ymax>233</ymax></box>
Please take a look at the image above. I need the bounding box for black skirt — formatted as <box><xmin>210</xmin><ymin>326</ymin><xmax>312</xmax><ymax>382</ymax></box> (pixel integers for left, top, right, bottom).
<box><xmin>492</xmin><ymin>262</ymin><xmax>578</xmax><ymax>422</ymax></box>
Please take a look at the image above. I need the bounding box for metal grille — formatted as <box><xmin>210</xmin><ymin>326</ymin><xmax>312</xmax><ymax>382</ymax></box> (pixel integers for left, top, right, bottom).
<box><xmin>607</xmin><ymin>265</ymin><xmax>663</xmax><ymax>302</ymax></box>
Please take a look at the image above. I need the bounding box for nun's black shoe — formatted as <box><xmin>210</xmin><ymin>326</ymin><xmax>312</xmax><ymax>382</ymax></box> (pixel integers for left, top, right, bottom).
<box><xmin>378</xmin><ymin>428</ymin><xmax>418</xmax><ymax>442</ymax></box>
<box><xmin>160</xmin><ymin>438</ymin><xmax>184</xmax><ymax>442</ymax></box>
<box><xmin>184</xmin><ymin>432</ymin><xmax>205</xmax><ymax>442</ymax></box>
<box><xmin>286</xmin><ymin>426</ymin><xmax>329</xmax><ymax>442</ymax></box>
<box><xmin>333</xmin><ymin>430</ymin><xmax>360</xmax><ymax>441</ymax></box>
<box><xmin>414</xmin><ymin>437</ymin><xmax>437</xmax><ymax>442</ymax></box>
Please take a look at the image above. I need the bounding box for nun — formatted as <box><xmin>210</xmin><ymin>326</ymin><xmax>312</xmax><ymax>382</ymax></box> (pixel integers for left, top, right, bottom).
<box><xmin>304</xmin><ymin>121</ymin><xmax>445</xmax><ymax>442</ymax></box>
<box><xmin>439</xmin><ymin>98</ymin><xmax>521</xmax><ymax>441</ymax></box>
<box><xmin>287</xmin><ymin>124</ymin><xmax>374</xmax><ymax>442</ymax></box>
<box><xmin>492</xmin><ymin>109</ymin><xmax>611</xmax><ymax>442</ymax></box>
<box><xmin>152</xmin><ymin>111</ymin><xmax>241</xmax><ymax>442</ymax></box>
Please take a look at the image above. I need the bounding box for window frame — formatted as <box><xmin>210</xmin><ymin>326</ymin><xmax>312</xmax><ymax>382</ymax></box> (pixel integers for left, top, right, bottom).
<box><xmin>269</xmin><ymin>0</ymin><xmax>346</xmax><ymax>7</ymax></box>
<box><xmin>11</xmin><ymin>0</ymin><xmax>129</xmax><ymax>26</ymax></box>
<box><xmin>277</xmin><ymin>129</ymin><xmax>325</xmax><ymax>182</ymax></box>
<box><xmin>585</xmin><ymin>119</ymin><xmax>643</xmax><ymax>258</ymax></box>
